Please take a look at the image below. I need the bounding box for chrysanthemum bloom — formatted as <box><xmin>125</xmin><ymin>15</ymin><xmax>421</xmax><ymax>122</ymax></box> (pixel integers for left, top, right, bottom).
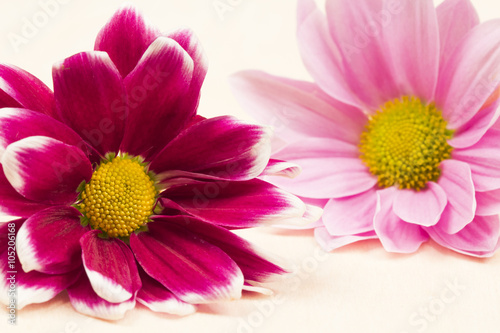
<box><xmin>231</xmin><ymin>0</ymin><xmax>500</xmax><ymax>257</ymax></box>
<box><xmin>0</xmin><ymin>6</ymin><xmax>318</xmax><ymax>319</ymax></box>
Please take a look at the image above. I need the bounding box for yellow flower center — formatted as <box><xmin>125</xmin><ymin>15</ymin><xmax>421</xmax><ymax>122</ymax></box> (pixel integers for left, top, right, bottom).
<box><xmin>78</xmin><ymin>156</ymin><xmax>157</xmax><ymax>238</ymax></box>
<box><xmin>359</xmin><ymin>96</ymin><xmax>453</xmax><ymax>191</ymax></box>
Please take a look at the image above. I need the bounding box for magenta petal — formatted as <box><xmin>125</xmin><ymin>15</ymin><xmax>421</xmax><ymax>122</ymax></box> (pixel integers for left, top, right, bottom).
<box><xmin>374</xmin><ymin>188</ymin><xmax>429</xmax><ymax>253</ymax></box>
<box><xmin>137</xmin><ymin>268</ymin><xmax>195</xmax><ymax>315</ymax></box>
<box><xmin>437</xmin><ymin>0</ymin><xmax>479</xmax><ymax>65</ymax></box>
<box><xmin>323</xmin><ymin>188</ymin><xmax>377</xmax><ymax>236</ymax></box>
<box><xmin>0</xmin><ymin>108</ymin><xmax>86</xmax><ymax>160</ymax></box>
<box><xmin>0</xmin><ymin>64</ymin><xmax>57</xmax><ymax>118</ymax></box>
<box><xmin>392</xmin><ymin>182</ymin><xmax>447</xmax><ymax>227</ymax></box>
<box><xmin>476</xmin><ymin>189</ymin><xmax>500</xmax><ymax>216</ymax></box>
<box><xmin>427</xmin><ymin>215</ymin><xmax>500</xmax><ymax>257</ymax></box>
<box><xmin>94</xmin><ymin>5</ymin><xmax>160</xmax><ymax>77</ymax></box>
<box><xmin>436</xmin><ymin>20</ymin><xmax>500</xmax><ymax>130</ymax></box>
<box><xmin>314</xmin><ymin>227</ymin><xmax>378</xmax><ymax>252</ymax></box>
<box><xmin>453</xmin><ymin>128</ymin><xmax>500</xmax><ymax>191</ymax></box>
<box><xmin>53</xmin><ymin>51</ymin><xmax>127</xmax><ymax>155</ymax></box>
<box><xmin>436</xmin><ymin>160</ymin><xmax>476</xmax><ymax>234</ymax></box>
<box><xmin>130</xmin><ymin>222</ymin><xmax>243</xmax><ymax>304</ymax></box>
<box><xmin>80</xmin><ymin>230</ymin><xmax>141</xmax><ymax>303</ymax></box>
<box><xmin>119</xmin><ymin>37</ymin><xmax>194</xmax><ymax>159</ymax></box>
<box><xmin>67</xmin><ymin>273</ymin><xmax>135</xmax><ymax>320</ymax></box>
<box><xmin>16</xmin><ymin>206</ymin><xmax>88</xmax><ymax>274</ymax></box>
<box><xmin>2</xmin><ymin>136</ymin><xmax>92</xmax><ymax>205</ymax></box>
<box><xmin>0</xmin><ymin>165</ymin><xmax>50</xmax><ymax>217</ymax></box>
<box><xmin>230</xmin><ymin>71</ymin><xmax>367</xmax><ymax>145</ymax></box>
<box><xmin>150</xmin><ymin>116</ymin><xmax>271</xmax><ymax>180</ymax></box>
<box><xmin>160</xmin><ymin>215</ymin><xmax>285</xmax><ymax>283</ymax></box>
<box><xmin>259</xmin><ymin>159</ymin><xmax>301</xmax><ymax>179</ymax></box>
<box><xmin>0</xmin><ymin>221</ymin><xmax>81</xmax><ymax>309</ymax></box>
<box><xmin>161</xmin><ymin>178</ymin><xmax>307</xmax><ymax>228</ymax></box>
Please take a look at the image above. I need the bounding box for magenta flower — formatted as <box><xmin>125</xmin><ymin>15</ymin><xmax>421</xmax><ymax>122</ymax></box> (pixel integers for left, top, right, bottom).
<box><xmin>231</xmin><ymin>0</ymin><xmax>500</xmax><ymax>257</ymax></box>
<box><xmin>0</xmin><ymin>6</ymin><xmax>316</xmax><ymax>319</ymax></box>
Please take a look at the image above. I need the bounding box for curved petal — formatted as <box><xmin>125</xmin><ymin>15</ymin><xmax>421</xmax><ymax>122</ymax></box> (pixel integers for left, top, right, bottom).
<box><xmin>392</xmin><ymin>182</ymin><xmax>447</xmax><ymax>227</ymax></box>
<box><xmin>119</xmin><ymin>37</ymin><xmax>194</xmax><ymax>159</ymax></box>
<box><xmin>270</xmin><ymin>138</ymin><xmax>377</xmax><ymax>199</ymax></box>
<box><xmin>161</xmin><ymin>178</ymin><xmax>309</xmax><ymax>228</ymax></box>
<box><xmin>16</xmin><ymin>206</ymin><xmax>88</xmax><ymax>274</ymax></box>
<box><xmin>137</xmin><ymin>268</ymin><xmax>196</xmax><ymax>316</ymax></box>
<box><xmin>296</xmin><ymin>0</ymin><xmax>362</xmax><ymax>108</ymax></box>
<box><xmin>436</xmin><ymin>0</ymin><xmax>479</xmax><ymax>65</ymax></box>
<box><xmin>130</xmin><ymin>221</ymin><xmax>244</xmax><ymax>304</ymax></box>
<box><xmin>158</xmin><ymin>215</ymin><xmax>286</xmax><ymax>283</ymax></box>
<box><xmin>94</xmin><ymin>4</ymin><xmax>160</xmax><ymax>77</ymax></box>
<box><xmin>322</xmin><ymin>188</ymin><xmax>377</xmax><ymax>236</ymax></box>
<box><xmin>2</xmin><ymin>136</ymin><xmax>92</xmax><ymax>205</ymax></box>
<box><xmin>436</xmin><ymin>19</ymin><xmax>500</xmax><ymax>130</ymax></box>
<box><xmin>150</xmin><ymin>116</ymin><xmax>271</xmax><ymax>181</ymax></box>
<box><xmin>0</xmin><ymin>221</ymin><xmax>81</xmax><ymax>309</ymax></box>
<box><xmin>453</xmin><ymin>128</ymin><xmax>500</xmax><ymax>191</ymax></box>
<box><xmin>80</xmin><ymin>230</ymin><xmax>141</xmax><ymax>303</ymax></box>
<box><xmin>0</xmin><ymin>108</ymin><xmax>86</xmax><ymax>160</ymax></box>
<box><xmin>427</xmin><ymin>215</ymin><xmax>500</xmax><ymax>257</ymax></box>
<box><xmin>67</xmin><ymin>273</ymin><xmax>135</xmax><ymax>320</ymax></box>
<box><xmin>436</xmin><ymin>160</ymin><xmax>476</xmax><ymax>234</ymax></box>
<box><xmin>53</xmin><ymin>51</ymin><xmax>127</xmax><ymax>155</ymax></box>
<box><xmin>0</xmin><ymin>165</ymin><xmax>50</xmax><ymax>217</ymax></box>
<box><xmin>476</xmin><ymin>189</ymin><xmax>500</xmax><ymax>216</ymax></box>
<box><xmin>259</xmin><ymin>159</ymin><xmax>302</xmax><ymax>179</ymax></box>
<box><xmin>229</xmin><ymin>71</ymin><xmax>367</xmax><ymax>144</ymax></box>
<box><xmin>314</xmin><ymin>227</ymin><xmax>378</xmax><ymax>252</ymax></box>
<box><xmin>0</xmin><ymin>64</ymin><xmax>56</xmax><ymax>118</ymax></box>
<box><xmin>373</xmin><ymin>187</ymin><xmax>429</xmax><ymax>253</ymax></box>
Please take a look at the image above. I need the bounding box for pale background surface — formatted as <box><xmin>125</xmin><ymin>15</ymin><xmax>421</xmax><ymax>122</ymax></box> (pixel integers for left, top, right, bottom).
<box><xmin>1</xmin><ymin>0</ymin><xmax>500</xmax><ymax>332</ymax></box>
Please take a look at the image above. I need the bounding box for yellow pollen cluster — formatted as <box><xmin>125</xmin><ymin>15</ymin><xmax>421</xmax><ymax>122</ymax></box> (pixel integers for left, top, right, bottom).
<box><xmin>359</xmin><ymin>96</ymin><xmax>453</xmax><ymax>191</ymax></box>
<box><xmin>79</xmin><ymin>157</ymin><xmax>157</xmax><ymax>238</ymax></box>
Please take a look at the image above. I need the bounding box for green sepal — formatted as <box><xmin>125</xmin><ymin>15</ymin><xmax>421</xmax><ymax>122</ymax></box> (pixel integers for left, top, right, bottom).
<box><xmin>79</xmin><ymin>215</ymin><xmax>89</xmax><ymax>227</ymax></box>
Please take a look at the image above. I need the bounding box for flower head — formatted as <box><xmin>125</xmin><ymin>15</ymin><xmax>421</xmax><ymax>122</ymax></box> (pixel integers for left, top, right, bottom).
<box><xmin>0</xmin><ymin>6</ymin><xmax>318</xmax><ymax>319</ymax></box>
<box><xmin>231</xmin><ymin>0</ymin><xmax>500</xmax><ymax>257</ymax></box>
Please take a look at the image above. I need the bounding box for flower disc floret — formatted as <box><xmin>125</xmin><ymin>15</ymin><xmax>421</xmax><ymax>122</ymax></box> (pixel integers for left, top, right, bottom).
<box><xmin>79</xmin><ymin>156</ymin><xmax>157</xmax><ymax>238</ymax></box>
<box><xmin>359</xmin><ymin>96</ymin><xmax>454</xmax><ymax>191</ymax></box>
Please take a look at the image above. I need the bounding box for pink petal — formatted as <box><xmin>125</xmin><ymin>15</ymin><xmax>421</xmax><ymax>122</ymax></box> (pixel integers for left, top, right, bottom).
<box><xmin>67</xmin><ymin>273</ymin><xmax>135</xmax><ymax>320</ymax></box>
<box><xmin>436</xmin><ymin>20</ymin><xmax>500</xmax><ymax>130</ymax></box>
<box><xmin>151</xmin><ymin>116</ymin><xmax>271</xmax><ymax>181</ymax></box>
<box><xmin>436</xmin><ymin>0</ymin><xmax>479</xmax><ymax>65</ymax></box>
<box><xmin>427</xmin><ymin>215</ymin><xmax>500</xmax><ymax>257</ymax></box>
<box><xmin>160</xmin><ymin>178</ymin><xmax>308</xmax><ymax>228</ymax></box>
<box><xmin>0</xmin><ymin>108</ymin><xmax>86</xmax><ymax>160</ymax></box>
<box><xmin>314</xmin><ymin>227</ymin><xmax>378</xmax><ymax>252</ymax></box>
<box><xmin>453</xmin><ymin>128</ymin><xmax>500</xmax><ymax>191</ymax></box>
<box><xmin>0</xmin><ymin>64</ymin><xmax>57</xmax><ymax>118</ymax></box>
<box><xmin>16</xmin><ymin>206</ymin><xmax>88</xmax><ymax>274</ymax></box>
<box><xmin>322</xmin><ymin>188</ymin><xmax>377</xmax><ymax>236</ymax></box>
<box><xmin>0</xmin><ymin>165</ymin><xmax>50</xmax><ymax>217</ymax></box>
<box><xmin>230</xmin><ymin>71</ymin><xmax>367</xmax><ymax>144</ymax></box>
<box><xmin>80</xmin><ymin>230</ymin><xmax>141</xmax><ymax>303</ymax></box>
<box><xmin>0</xmin><ymin>221</ymin><xmax>81</xmax><ymax>309</ymax></box>
<box><xmin>167</xmin><ymin>28</ymin><xmax>208</xmax><ymax>119</ymax></box>
<box><xmin>259</xmin><ymin>159</ymin><xmax>302</xmax><ymax>179</ymax></box>
<box><xmin>119</xmin><ymin>37</ymin><xmax>194</xmax><ymax>159</ymax></box>
<box><xmin>392</xmin><ymin>182</ymin><xmax>447</xmax><ymax>227</ymax></box>
<box><xmin>1</xmin><ymin>136</ymin><xmax>92</xmax><ymax>205</ymax></box>
<box><xmin>130</xmin><ymin>221</ymin><xmax>244</xmax><ymax>304</ymax></box>
<box><xmin>159</xmin><ymin>215</ymin><xmax>285</xmax><ymax>283</ymax></box>
<box><xmin>436</xmin><ymin>160</ymin><xmax>476</xmax><ymax>234</ymax></box>
<box><xmin>374</xmin><ymin>188</ymin><xmax>429</xmax><ymax>253</ymax></box>
<box><xmin>476</xmin><ymin>189</ymin><xmax>500</xmax><ymax>216</ymax></box>
<box><xmin>296</xmin><ymin>0</ymin><xmax>362</xmax><ymax>108</ymax></box>
<box><xmin>270</xmin><ymin>138</ymin><xmax>377</xmax><ymax>199</ymax></box>
<box><xmin>53</xmin><ymin>51</ymin><xmax>127</xmax><ymax>155</ymax></box>
<box><xmin>94</xmin><ymin>4</ymin><xmax>160</xmax><ymax>77</ymax></box>
<box><xmin>137</xmin><ymin>268</ymin><xmax>196</xmax><ymax>316</ymax></box>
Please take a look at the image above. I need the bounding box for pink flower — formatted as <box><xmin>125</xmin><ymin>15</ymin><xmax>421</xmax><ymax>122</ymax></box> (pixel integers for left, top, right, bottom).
<box><xmin>0</xmin><ymin>6</ymin><xmax>316</xmax><ymax>319</ymax></box>
<box><xmin>231</xmin><ymin>0</ymin><xmax>500</xmax><ymax>257</ymax></box>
